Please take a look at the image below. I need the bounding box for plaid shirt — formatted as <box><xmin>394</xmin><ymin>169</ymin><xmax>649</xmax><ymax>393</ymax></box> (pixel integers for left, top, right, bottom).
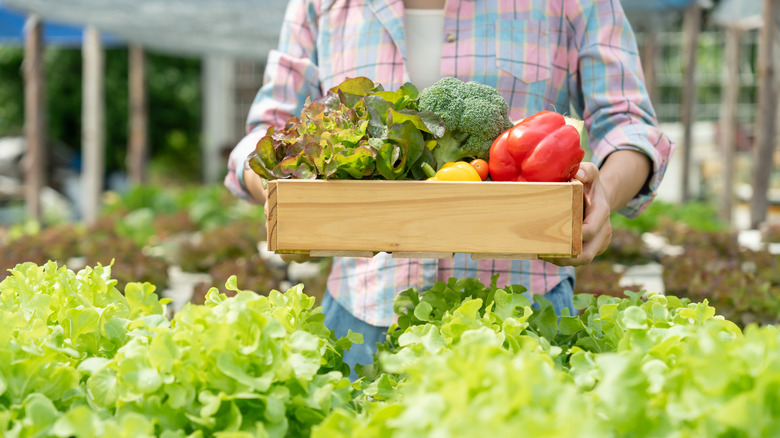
<box><xmin>225</xmin><ymin>0</ymin><xmax>675</xmax><ymax>326</ymax></box>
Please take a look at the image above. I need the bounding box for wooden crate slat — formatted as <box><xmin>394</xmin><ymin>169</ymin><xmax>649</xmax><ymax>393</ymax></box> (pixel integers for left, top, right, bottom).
<box><xmin>267</xmin><ymin>179</ymin><xmax>582</xmax><ymax>257</ymax></box>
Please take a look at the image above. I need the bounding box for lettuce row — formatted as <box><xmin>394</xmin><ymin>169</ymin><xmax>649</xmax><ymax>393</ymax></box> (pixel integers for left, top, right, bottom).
<box><xmin>0</xmin><ymin>262</ymin><xmax>361</xmax><ymax>438</ymax></box>
<box><xmin>316</xmin><ymin>277</ymin><xmax>778</xmax><ymax>438</ymax></box>
<box><xmin>3</xmin><ymin>262</ymin><xmax>780</xmax><ymax>438</ymax></box>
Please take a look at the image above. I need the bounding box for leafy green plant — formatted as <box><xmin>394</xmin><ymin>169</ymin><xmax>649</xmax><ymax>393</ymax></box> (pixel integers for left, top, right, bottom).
<box><xmin>611</xmin><ymin>200</ymin><xmax>727</xmax><ymax>234</ymax></box>
<box><xmin>0</xmin><ymin>262</ymin><xmax>361</xmax><ymax>437</ymax></box>
<box><xmin>0</xmin><ymin>223</ymin><xmax>85</xmax><ymax>277</ymax></box>
<box><xmin>655</xmin><ymin>221</ymin><xmax>780</xmax><ymax>327</ymax></box>
<box><xmin>101</xmin><ymin>185</ymin><xmax>181</xmax><ymax>216</ymax></box>
<box><xmin>372</xmin><ymin>275</ymin><xmax>675</xmax><ymax>378</ymax></box>
<box><xmin>249</xmin><ymin>77</ymin><xmax>444</xmax><ymax>181</ymax></box>
<box><xmin>0</xmin><ymin>262</ymin><xmax>169</xmax><ymax>415</ymax></box>
<box><xmin>190</xmin><ymin>254</ymin><xmax>287</xmax><ymax>305</ymax></box>
<box><xmin>7</xmin><ymin>261</ymin><xmax>780</xmax><ymax>437</ymax></box>
<box><xmin>662</xmin><ymin>247</ymin><xmax>780</xmax><ymax>327</ymax></box>
<box><xmin>316</xmin><ymin>273</ymin><xmax>777</xmax><ymax>438</ymax></box>
<box><xmin>574</xmin><ymin>261</ymin><xmax>643</xmax><ymax>298</ymax></box>
<box><xmin>102</xmin><ymin>184</ymin><xmax>264</xmax><ymax>234</ymax></box>
<box><xmin>78</xmin><ymin>217</ymin><xmax>171</xmax><ymax>291</ymax></box>
<box><xmin>316</xmin><ymin>328</ymin><xmax>606</xmax><ymax>438</ymax></box>
<box><xmin>80</xmin><ymin>281</ymin><xmax>359</xmax><ymax>437</ymax></box>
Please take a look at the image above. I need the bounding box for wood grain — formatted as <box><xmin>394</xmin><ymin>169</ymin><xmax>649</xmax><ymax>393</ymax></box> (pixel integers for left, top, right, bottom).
<box><xmin>571</xmin><ymin>180</ymin><xmax>583</xmax><ymax>255</ymax></box>
<box><xmin>267</xmin><ymin>179</ymin><xmax>582</xmax><ymax>257</ymax></box>
<box><xmin>266</xmin><ymin>182</ymin><xmax>278</xmax><ymax>251</ymax></box>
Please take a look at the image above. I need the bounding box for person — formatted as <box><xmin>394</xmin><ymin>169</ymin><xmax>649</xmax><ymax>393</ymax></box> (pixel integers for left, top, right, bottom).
<box><xmin>225</xmin><ymin>0</ymin><xmax>675</xmax><ymax>376</ymax></box>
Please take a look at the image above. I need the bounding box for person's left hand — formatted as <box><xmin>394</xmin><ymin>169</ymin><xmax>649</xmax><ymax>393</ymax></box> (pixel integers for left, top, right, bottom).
<box><xmin>541</xmin><ymin>162</ymin><xmax>612</xmax><ymax>266</ymax></box>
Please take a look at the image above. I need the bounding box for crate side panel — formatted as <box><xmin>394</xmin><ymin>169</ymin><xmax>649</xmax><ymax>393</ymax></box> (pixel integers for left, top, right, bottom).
<box><xmin>266</xmin><ymin>181</ymin><xmax>278</xmax><ymax>251</ymax></box>
<box><xmin>571</xmin><ymin>180</ymin><xmax>583</xmax><ymax>255</ymax></box>
<box><xmin>273</xmin><ymin>180</ymin><xmax>576</xmax><ymax>255</ymax></box>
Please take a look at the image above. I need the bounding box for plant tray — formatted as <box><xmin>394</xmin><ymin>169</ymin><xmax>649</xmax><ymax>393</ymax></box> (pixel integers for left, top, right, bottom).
<box><xmin>265</xmin><ymin>179</ymin><xmax>583</xmax><ymax>259</ymax></box>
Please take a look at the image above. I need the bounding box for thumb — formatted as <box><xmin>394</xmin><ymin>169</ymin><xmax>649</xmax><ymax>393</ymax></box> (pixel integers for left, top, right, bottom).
<box><xmin>574</xmin><ymin>162</ymin><xmax>597</xmax><ymax>184</ymax></box>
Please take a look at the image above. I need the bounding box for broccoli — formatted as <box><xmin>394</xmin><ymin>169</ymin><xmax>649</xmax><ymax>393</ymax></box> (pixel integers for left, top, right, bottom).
<box><xmin>417</xmin><ymin>77</ymin><xmax>514</xmax><ymax>168</ymax></box>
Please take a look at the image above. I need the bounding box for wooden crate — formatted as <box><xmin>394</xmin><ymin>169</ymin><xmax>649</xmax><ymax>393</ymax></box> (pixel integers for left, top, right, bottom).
<box><xmin>265</xmin><ymin>179</ymin><xmax>582</xmax><ymax>259</ymax></box>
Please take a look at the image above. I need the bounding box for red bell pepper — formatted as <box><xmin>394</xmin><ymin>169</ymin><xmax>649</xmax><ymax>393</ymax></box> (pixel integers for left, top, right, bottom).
<box><xmin>488</xmin><ymin>110</ymin><xmax>585</xmax><ymax>182</ymax></box>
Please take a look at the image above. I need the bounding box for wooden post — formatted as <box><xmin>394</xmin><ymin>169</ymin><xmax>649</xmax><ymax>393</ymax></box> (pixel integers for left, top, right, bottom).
<box><xmin>203</xmin><ymin>55</ymin><xmax>235</xmax><ymax>184</ymax></box>
<box><xmin>128</xmin><ymin>44</ymin><xmax>148</xmax><ymax>186</ymax></box>
<box><xmin>82</xmin><ymin>26</ymin><xmax>105</xmax><ymax>224</ymax></box>
<box><xmin>23</xmin><ymin>15</ymin><xmax>46</xmax><ymax>223</ymax></box>
<box><xmin>719</xmin><ymin>27</ymin><xmax>742</xmax><ymax>223</ymax></box>
<box><xmin>751</xmin><ymin>0</ymin><xmax>780</xmax><ymax>228</ymax></box>
<box><xmin>680</xmin><ymin>3</ymin><xmax>701</xmax><ymax>202</ymax></box>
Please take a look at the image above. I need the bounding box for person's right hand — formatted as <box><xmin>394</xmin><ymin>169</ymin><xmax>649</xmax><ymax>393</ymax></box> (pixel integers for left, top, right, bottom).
<box><xmin>541</xmin><ymin>163</ymin><xmax>611</xmax><ymax>267</ymax></box>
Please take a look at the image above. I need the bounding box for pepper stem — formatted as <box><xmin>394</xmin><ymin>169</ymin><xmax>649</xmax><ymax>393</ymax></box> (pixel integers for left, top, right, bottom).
<box><xmin>420</xmin><ymin>162</ymin><xmax>436</xmax><ymax>179</ymax></box>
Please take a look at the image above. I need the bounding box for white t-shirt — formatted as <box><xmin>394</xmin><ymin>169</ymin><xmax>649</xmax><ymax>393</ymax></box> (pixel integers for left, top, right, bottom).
<box><xmin>404</xmin><ymin>9</ymin><xmax>445</xmax><ymax>89</ymax></box>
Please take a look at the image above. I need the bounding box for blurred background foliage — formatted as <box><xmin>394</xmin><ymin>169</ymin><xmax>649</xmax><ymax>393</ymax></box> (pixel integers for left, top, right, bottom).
<box><xmin>0</xmin><ymin>46</ymin><xmax>202</xmax><ymax>183</ymax></box>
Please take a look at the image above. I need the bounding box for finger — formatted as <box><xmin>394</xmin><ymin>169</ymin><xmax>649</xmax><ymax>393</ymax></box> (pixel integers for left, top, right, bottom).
<box><xmin>581</xmin><ymin>202</ymin><xmax>610</xmax><ymax>242</ymax></box>
<box><xmin>581</xmin><ymin>188</ymin><xmax>610</xmax><ymax>242</ymax></box>
<box><xmin>587</xmin><ymin>221</ymin><xmax>612</xmax><ymax>258</ymax></box>
<box><xmin>573</xmin><ymin>162</ymin><xmax>598</xmax><ymax>184</ymax></box>
<box><xmin>574</xmin><ymin>163</ymin><xmax>598</xmax><ymax>222</ymax></box>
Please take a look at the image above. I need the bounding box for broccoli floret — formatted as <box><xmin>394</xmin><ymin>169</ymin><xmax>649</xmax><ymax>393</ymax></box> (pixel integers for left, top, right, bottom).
<box><xmin>417</xmin><ymin>77</ymin><xmax>513</xmax><ymax>168</ymax></box>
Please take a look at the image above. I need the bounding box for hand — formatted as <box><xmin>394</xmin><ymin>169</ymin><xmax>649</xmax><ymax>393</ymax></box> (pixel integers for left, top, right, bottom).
<box><xmin>542</xmin><ymin>162</ymin><xmax>612</xmax><ymax>266</ymax></box>
<box><xmin>278</xmin><ymin>252</ymin><xmax>314</xmax><ymax>263</ymax></box>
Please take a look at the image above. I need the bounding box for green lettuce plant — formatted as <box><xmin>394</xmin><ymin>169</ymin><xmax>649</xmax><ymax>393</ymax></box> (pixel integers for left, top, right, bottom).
<box><xmin>0</xmin><ymin>262</ymin><xmax>361</xmax><ymax>437</ymax></box>
<box><xmin>248</xmin><ymin>77</ymin><xmax>444</xmax><ymax>181</ymax></box>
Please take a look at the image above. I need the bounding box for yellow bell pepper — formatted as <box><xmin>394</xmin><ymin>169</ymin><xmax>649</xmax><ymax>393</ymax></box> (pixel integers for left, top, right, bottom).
<box><xmin>421</xmin><ymin>162</ymin><xmax>482</xmax><ymax>181</ymax></box>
